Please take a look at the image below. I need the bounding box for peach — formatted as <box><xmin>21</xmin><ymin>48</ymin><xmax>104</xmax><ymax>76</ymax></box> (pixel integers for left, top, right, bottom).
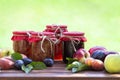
<box><xmin>91</xmin><ymin>59</ymin><xmax>104</xmax><ymax>71</ymax></box>
<box><xmin>73</xmin><ymin>49</ymin><xmax>90</xmax><ymax>63</ymax></box>
<box><xmin>85</xmin><ymin>57</ymin><xmax>94</xmax><ymax>66</ymax></box>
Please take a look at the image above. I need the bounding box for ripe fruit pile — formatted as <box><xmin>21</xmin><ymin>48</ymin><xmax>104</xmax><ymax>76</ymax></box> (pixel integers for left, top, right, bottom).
<box><xmin>0</xmin><ymin>52</ymin><xmax>54</xmax><ymax>73</ymax></box>
<box><xmin>14</xmin><ymin>58</ymin><xmax>32</xmax><ymax>70</ymax></box>
<box><xmin>66</xmin><ymin>46</ymin><xmax>120</xmax><ymax>73</ymax></box>
<box><xmin>0</xmin><ymin>46</ymin><xmax>120</xmax><ymax>74</ymax></box>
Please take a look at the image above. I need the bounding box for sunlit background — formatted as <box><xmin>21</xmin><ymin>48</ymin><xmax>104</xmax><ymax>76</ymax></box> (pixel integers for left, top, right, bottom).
<box><xmin>0</xmin><ymin>0</ymin><xmax>120</xmax><ymax>51</ymax></box>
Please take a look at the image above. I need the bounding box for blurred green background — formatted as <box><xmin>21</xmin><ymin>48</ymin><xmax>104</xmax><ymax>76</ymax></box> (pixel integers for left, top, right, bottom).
<box><xmin>0</xmin><ymin>0</ymin><xmax>120</xmax><ymax>51</ymax></box>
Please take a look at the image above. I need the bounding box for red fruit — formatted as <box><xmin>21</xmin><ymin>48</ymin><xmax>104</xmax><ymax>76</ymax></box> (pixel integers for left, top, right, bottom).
<box><xmin>91</xmin><ymin>59</ymin><xmax>104</xmax><ymax>71</ymax></box>
<box><xmin>73</xmin><ymin>49</ymin><xmax>84</xmax><ymax>60</ymax></box>
<box><xmin>4</xmin><ymin>56</ymin><xmax>13</xmax><ymax>61</ymax></box>
<box><xmin>73</xmin><ymin>49</ymin><xmax>90</xmax><ymax>63</ymax></box>
<box><xmin>0</xmin><ymin>58</ymin><xmax>14</xmax><ymax>70</ymax></box>
<box><xmin>88</xmin><ymin>46</ymin><xmax>106</xmax><ymax>55</ymax></box>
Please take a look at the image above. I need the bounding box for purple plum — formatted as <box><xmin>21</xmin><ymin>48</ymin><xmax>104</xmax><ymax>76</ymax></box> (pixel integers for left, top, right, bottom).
<box><xmin>89</xmin><ymin>46</ymin><xmax>106</xmax><ymax>56</ymax></box>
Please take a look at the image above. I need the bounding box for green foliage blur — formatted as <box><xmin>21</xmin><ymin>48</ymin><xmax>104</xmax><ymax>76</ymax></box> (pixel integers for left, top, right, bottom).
<box><xmin>0</xmin><ymin>0</ymin><xmax>120</xmax><ymax>51</ymax></box>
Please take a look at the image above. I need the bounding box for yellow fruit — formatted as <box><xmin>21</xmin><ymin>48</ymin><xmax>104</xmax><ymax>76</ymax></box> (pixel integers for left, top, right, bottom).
<box><xmin>104</xmin><ymin>54</ymin><xmax>120</xmax><ymax>73</ymax></box>
<box><xmin>85</xmin><ymin>57</ymin><xmax>94</xmax><ymax>66</ymax></box>
<box><xmin>0</xmin><ymin>49</ymin><xmax>10</xmax><ymax>58</ymax></box>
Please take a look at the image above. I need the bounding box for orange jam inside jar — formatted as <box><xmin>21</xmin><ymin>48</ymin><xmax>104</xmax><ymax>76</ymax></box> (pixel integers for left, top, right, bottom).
<box><xmin>28</xmin><ymin>32</ymin><xmax>55</xmax><ymax>61</ymax></box>
<box><xmin>61</xmin><ymin>32</ymin><xmax>87</xmax><ymax>63</ymax></box>
<box><xmin>54</xmin><ymin>40</ymin><xmax>63</xmax><ymax>61</ymax></box>
<box><xmin>11</xmin><ymin>31</ymin><xmax>32</xmax><ymax>56</ymax></box>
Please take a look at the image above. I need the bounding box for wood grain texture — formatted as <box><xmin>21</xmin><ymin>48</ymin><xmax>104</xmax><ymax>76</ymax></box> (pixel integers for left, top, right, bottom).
<box><xmin>0</xmin><ymin>61</ymin><xmax>120</xmax><ymax>80</ymax></box>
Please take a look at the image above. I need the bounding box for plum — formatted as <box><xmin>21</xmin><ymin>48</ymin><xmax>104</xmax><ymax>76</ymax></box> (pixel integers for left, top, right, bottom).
<box><xmin>22</xmin><ymin>58</ymin><xmax>32</xmax><ymax>65</ymax></box>
<box><xmin>14</xmin><ymin>60</ymin><xmax>24</xmax><ymax>70</ymax></box>
<box><xmin>43</xmin><ymin>58</ymin><xmax>54</xmax><ymax>67</ymax></box>
<box><xmin>105</xmin><ymin>51</ymin><xmax>119</xmax><ymax>56</ymax></box>
<box><xmin>89</xmin><ymin>46</ymin><xmax>106</xmax><ymax>55</ymax></box>
<box><xmin>91</xmin><ymin>50</ymin><xmax>106</xmax><ymax>61</ymax></box>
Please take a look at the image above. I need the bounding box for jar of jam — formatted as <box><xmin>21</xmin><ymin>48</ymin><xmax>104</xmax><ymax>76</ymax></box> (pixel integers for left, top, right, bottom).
<box><xmin>28</xmin><ymin>32</ymin><xmax>55</xmax><ymax>61</ymax></box>
<box><xmin>11</xmin><ymin>31</ymin><xmax>32</xmax><ymax>56</ymax></box>
<box><xmin>43</xmin><ymin>24</ymin><xmax>68</xmax><ymax>61</ymax></box>
<box><xmin>61</xmin><ymin>32</ymin><xmax>87</xmax><ymax>63</ymax></box>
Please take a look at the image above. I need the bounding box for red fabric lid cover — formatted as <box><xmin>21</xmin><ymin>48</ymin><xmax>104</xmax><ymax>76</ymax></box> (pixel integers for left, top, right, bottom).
<box><xmin>63</xmin><ymin>32</ymin><xmax>84</xmax><ymax>36</ymax></box>
<box><xmin>60</xmin><ymin>32</ymin><xmax>87</xmax><ymax>42</ymax></box>
<box><xmin>28</xmin><ymin>32</ymin><xmax>55</xmax><ymax>42</ymax></box>
<box><xmin>30</xmin><ymin>32</ymin><xmax>43</xmax><ymax>36</ymax></box>
<box><xmin>46</xmin><ymin>25</ymin><xmax>67</xmax><ymax>28</ymax></box>
<box><xmin>13</xmin><ymin>31</ymin><xmax>27</xmax><ymax>35</ymax></box>
<box><xmin>60</xmin><ymin>36</ymin><xmax>87</xmax><ymax>42</ymax></box>
<box><xmin>28</xmin><ymin>32</ymin><xmax>43</xmax><ymax>42</ymax></box>
<box><xmin>30</xmin><ymin>32</ymin><xmax>55</xmax><ymax>37</ymax></box>
<box><xmin>43</xmin><ymin>32</ymin><xmax>55</xmax><ymax>36</ymax></box>
<box><xmin>11</xmin><ymin>31</ymin><xmax>33</xmax><ymax>41</ymax></box>
<box><xmin>44</xmin><ymin>25</ymin><xmax>68</xmax><ymax>32</ymax></box>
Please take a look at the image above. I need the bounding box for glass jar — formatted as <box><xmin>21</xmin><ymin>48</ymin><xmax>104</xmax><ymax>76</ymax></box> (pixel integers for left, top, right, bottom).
<box><xmin>43</xmin><ymin>24</ymin><xmax>68</xmax><ymax>61</ymax></box>
<box><xmin>61</xmin><ymin>32</ymin><xmax>87</xmax><ymax>63</ymax></box>
<box><xmin>28</xmin><ymin>32</ymin><xmax>55</xmax><ymax>61</ymax></box>
<box><xmin>11</xmin><ymin>31</ymin><xmax>31</xmax><ymax>56</ymax></box>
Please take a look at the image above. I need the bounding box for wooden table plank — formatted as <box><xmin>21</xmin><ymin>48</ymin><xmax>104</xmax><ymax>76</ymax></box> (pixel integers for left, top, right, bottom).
<box><xmin>0</xmin><ymin>61</ymin><xmax>120</xmax><ymax>80</ymax></box>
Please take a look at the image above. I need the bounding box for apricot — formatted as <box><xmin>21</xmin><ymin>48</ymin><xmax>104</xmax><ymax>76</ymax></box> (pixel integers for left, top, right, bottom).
<box><xmin>91</xmin><ymin>59</ymin><xmax>104</xmax><ymax>71</ymax></box>
<box><xmin>85</xmin><ymin>57</ymin><xmax>94</xmax><ymax>66</ymax></box>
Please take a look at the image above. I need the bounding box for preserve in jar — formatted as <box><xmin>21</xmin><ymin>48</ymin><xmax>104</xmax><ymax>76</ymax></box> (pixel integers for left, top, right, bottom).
<box><xmin>43</xmin><ymin>24</ymin><xmax>68</xmax><ymax>61</ymax></box>
<box><xmin>61</xmin><ymin>32</ymin><xmax>87</xmax><ymax>63</ymax></box>
<box><xmin>11</xmin><ymin>31</ymin><xmax>32</xmax><ymax>56</ymax></box>
<box><xmin>28</xmin><ymin>32</ymin><xmax>55</xmax><ymax>61</ymax></box>
<box><xmin>54</xmin><ymin>40</ymin><xmax>63</xmax><ymax>61</ymax></box>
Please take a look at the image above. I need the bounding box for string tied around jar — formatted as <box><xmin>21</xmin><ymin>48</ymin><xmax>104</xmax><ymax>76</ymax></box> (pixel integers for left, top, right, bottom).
<box><xmin>26</xmin><ymin>32</ymin><xmax>31</xmax><ymax>37</ymax></box>
<box><xmin>38</xmin><ymin>32</ymin><xmax>53</xmax><ymax>53</ymax></box>
<box><xmin>54</xmin><ymin>25</ymin><xmax>63</xmax><ymax>38</ymax></box>
<box><xmin>61</xmin><ymin>35</ymin><xmax>82</xmax><ymax>52</ymax></box>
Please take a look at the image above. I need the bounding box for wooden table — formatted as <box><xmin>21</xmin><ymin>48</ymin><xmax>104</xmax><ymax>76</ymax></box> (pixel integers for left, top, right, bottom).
<box><xmin>0</xmin><ymin>61</ymin><xmax>120</xmax><ymax>80</ymax></box>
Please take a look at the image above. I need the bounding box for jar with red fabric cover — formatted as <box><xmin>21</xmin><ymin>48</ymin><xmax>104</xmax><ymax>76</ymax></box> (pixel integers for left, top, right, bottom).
<box><xmin>43</xmin><ymin>24</ymin><xmax>68</xmax><ymax>61</ymax></box>
<box><xmin>11</xmin><ymin>31</ymin><xmax>32</xmax><ymax>56</ymax></box>
<box><xmin>28</xmin><ymin>32</ymin><xmax>55</xmax><ymax>61</ymax></box>
<box><xmin>60</xmin><ymin>32</ymin><xmax>87</xmax><ymax>63</ymax></box>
